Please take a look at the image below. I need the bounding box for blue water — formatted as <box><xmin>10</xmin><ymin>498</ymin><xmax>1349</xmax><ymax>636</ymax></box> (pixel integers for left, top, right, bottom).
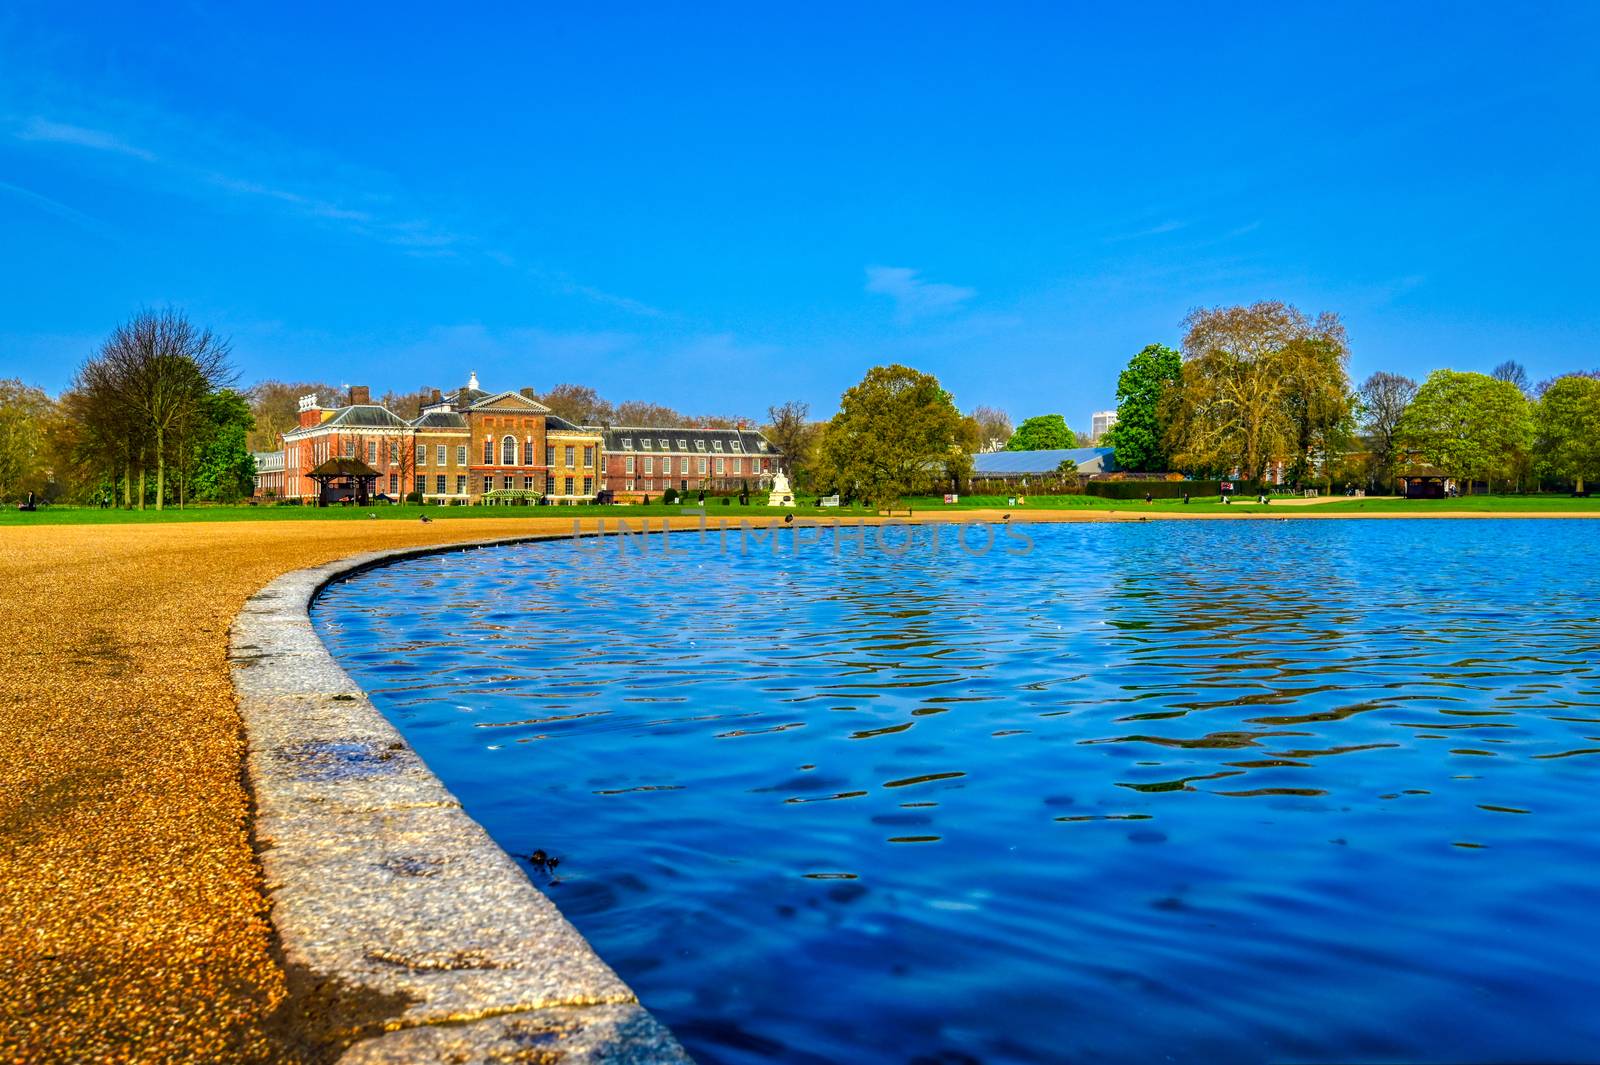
<box><xmin>312</xmin><ymin>520</ymin><xmax>1600</xmax><ymax>1064</ymax></box>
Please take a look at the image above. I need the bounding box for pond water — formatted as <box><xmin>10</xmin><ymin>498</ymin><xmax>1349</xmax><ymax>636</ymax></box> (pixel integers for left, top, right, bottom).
<box><xmin>312</xmin><ymin>519</ymin><xmax>1600</xmax><ymax>1064</ymax></box>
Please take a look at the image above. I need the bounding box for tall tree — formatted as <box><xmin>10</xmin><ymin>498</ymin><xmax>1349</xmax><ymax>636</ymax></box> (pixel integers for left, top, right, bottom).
<box><xmin>1282</xmin><ymin>338</ymin><xmax>1358</xmax><ymax>488</ymax></box>
<box><xmin>1164</xmin><ymin>303</ymin><xmax>1348</xmax><ymax>483</ymax></box>
<box><xmin>1357</xmin><ymin>371</ymin><xmax>1418</xmax><ymax>492</ymax></box>
<box><xmin>1491</xmin><ymin>359</ymin><xmax>1532</xmax><ymax>399</ymax></box>
<box><xmin>814</xmin><ymin>364</ymin><xmax>970</xmax><ymax>507</ymax></box>
<box><xmin>95</xmin><ymin>310</ymin><xmax>233</xmax><ymax>509</ymax></box>
<box><xmin>970</xmin><ymin>405</ymin><xmax>1013</xmax><ymax>452</ymax></box>
<box><xmin>1005</xmin><ymin>414</ymin><xmax>1075</xmax><ymax>451</ymax></box>
<box><xmin>1103</xmin><ymin>343</ymin><xmax>1181</xmax><ymax>472</ymax></box>
<box><xmin>763</xmin><ymin>400</ymin><xmax>819</xmax><ymax>478</ymax></box>
<box><xmin>191</xmin><ymin>389</ymin><xmax>258</xmax><ymax>503</ymax></box>
<box><xmin>1397</xmin><ymin>370</ymin><xmax>1533</xmax><ymax>493</ymax></box>
<box><xmin>0</xmin><ymin>379</ymin><xmax>54</xmax><ymax>502</ymax></box>
<box><xmin>1533</xmin><ymin>374</ymin><xmax>1600</xmax><ymax>492</ymax></box>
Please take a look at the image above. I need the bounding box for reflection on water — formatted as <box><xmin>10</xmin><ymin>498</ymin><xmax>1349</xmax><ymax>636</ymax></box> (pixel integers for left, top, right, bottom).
<box><xmin>313</xmin><ymin>520</ymin><xmax>1600</xmax><ymax>1064</ymax></box>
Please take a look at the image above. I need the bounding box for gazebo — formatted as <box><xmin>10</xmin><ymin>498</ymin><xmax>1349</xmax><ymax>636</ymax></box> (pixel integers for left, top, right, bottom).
<box><xmin>305</xmin><ymin>457</ymin><xmax>380</xmax><ymax>507</ymax></box>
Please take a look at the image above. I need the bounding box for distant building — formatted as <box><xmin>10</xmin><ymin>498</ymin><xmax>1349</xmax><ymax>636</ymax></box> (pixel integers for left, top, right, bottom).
<box><xmin>972</xmin><ymin>447</ymin><xmax>1119</xmax><ymax>482</ymax></box>
<box><xmin>253</xmin><ymin>450</ymin><xmax>285</xmax><ymax>497</ymax></box>
<box><xmin>1091</xmin><ymin>409</ymin><xmax>1118</xmax><ymax>441</ymax></box>
<box><xmin>259</xmin><ymin>372</ymin><xmax>604</xmax><ymax>503</ymax></box>
<box><xmin>600</xmin><ymin>427</ymin><xmax>780</xmax><ymax>500</ymax></box>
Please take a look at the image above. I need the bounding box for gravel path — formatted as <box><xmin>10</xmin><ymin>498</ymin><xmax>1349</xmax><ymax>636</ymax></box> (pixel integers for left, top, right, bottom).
<box><xmin>0</xmin><ymin>518</ymin><xmax>665</xmax><ymax>1063</ymax></box>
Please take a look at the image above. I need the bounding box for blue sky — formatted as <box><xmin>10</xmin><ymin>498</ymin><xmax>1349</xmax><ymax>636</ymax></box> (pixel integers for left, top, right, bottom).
<box><xmin>2</xmin><ymin>2</ymin><xmax>1597</xmax><ymax>426</ymax></box>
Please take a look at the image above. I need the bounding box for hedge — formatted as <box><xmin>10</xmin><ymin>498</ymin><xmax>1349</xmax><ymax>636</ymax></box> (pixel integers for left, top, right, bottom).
<box><xmin>1084</xmin><ymin>479</ymin><xmax>1251</xmax><ymax>499</ymax></box>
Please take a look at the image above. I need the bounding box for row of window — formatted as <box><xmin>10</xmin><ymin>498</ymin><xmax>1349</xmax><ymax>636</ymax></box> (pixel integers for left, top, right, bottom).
<box><xmin>411</xmin><ymin>474</ymin><xmax>596</xmax><ymax>497</ymax></box>
<box><xmin>619</xmin><ymin>436</ymin><xmax>766</xmax><ymax>454</ymax></box>
<box><xmin>624</xmin><ymin>455</ymin><xmax>767</xmax><ymax>476</ymax></box>
<box><xmin>622</xmin><ymin>478</ymin><xmax>772</xmax><ymax>492</ymax></box>
<box><xmin>417</xmin><ymin>444</ymin><xmax>470</xmax><ymax>467</ymax></box>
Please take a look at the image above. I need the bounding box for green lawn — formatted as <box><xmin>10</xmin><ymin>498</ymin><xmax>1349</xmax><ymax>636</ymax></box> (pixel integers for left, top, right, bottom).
<box><xmin>0</xmin><ymin>501</ymin><xmax>870</xmax><ymax>525</ymax></box>
<box><xmin>4</xmin><ymin>493</ymin><xmax>1598</xmax><ymax>526</ymax></box>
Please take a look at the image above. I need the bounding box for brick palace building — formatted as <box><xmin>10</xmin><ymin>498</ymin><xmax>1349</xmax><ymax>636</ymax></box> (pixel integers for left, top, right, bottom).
<box><xmin>256</xmin><ymin>372</ymin><xmax>778</xmax><ymax>504</ymax></box>
<box><xmin>599</xmin><ymin>427</ymin><xmax>778</xmax><ymax>501</ymax></box>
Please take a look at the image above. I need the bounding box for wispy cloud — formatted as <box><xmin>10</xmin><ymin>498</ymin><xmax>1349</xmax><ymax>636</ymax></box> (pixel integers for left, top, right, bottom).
<box><xmin>15</xmin><ymin>117</ymin><xmax>157</xmax><ymax>161</ymax></box>
<box><xmin>1106</xmin><ymin>219</ymin><xmax>1187</xmax><ymax>242</ymax></box>
<box><xmin>0</xmin><ymin>179</ymin><xmax>104</xmax><ymax>233</ymax></box>
<box><xmin>865</xmin><ymin>265</ymin><xmax>975</xmax><ymax>321</ymax></box>
<box><xmin>7</xmin><ymin>107</ymin><xmax>654</xmax><ymax>317</ymax></box>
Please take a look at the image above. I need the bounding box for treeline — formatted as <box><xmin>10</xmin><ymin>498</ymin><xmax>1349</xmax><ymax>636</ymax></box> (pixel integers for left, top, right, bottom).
<box><xmin>1</xmin><ymin>309</ymin><xmax>256</xmax><ymax>507</ymax></box>
<box><xmin>1094</xmin><ymin>301</ymin><xmax>1600</xmax><ymax>494</ymax></box>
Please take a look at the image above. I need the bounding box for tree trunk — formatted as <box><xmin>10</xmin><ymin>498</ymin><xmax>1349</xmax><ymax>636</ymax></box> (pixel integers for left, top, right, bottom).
<box><xmin>138</xmin><ymin>464</ymin><xmax>146</xmax><ymax>510</ymax></box>
<box><xmin>155</xmin><ymin>427</ymin><xmax>165</xmax><ymax>511</ymax></box>
<box><xmin>123</xmin><ymin>457</ymin><xmax>132</xmax><ymax>508</ymax></box>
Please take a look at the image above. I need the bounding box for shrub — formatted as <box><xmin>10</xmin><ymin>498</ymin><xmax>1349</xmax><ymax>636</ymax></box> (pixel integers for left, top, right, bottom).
<box><xmin>662</xmin><ymin>487</ymin><xmax>680</xmax><ymax>504</ymax></box>
<box><xmin>1085</xmin><ymin>479</ymin><xmax>1229</xmax><ymax>500</ymax></box>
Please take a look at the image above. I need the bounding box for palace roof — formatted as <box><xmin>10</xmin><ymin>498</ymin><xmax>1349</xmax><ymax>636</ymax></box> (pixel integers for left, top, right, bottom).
<box><xmin>972</xmin><ymin>447</ymin><xmax>1118</xmax><ymax>476</ymax></box>
<box><xmin>601</xmin><ymin>426</ymin><xmax>776</xmax><ymax>456</ymax></box>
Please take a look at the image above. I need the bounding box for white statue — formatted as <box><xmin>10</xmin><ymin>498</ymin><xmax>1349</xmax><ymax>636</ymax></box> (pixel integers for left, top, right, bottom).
<box><xmin>767</xmin><ymin>468</ymin><xmax>795</xmax><ymax>507</ymax></box>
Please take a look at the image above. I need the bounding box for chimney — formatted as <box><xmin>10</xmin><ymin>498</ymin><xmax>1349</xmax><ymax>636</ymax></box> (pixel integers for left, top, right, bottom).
<box><xmin>348</xmin><ymin>385</ymin><xmax>371</xmax><ymax>406</ymax></box>
<box><xmin>431</xmin><ymin>388</ymin><xmax>442</xmax><ymax>405</ymax></box>
<box><xmin>297</xmin><ymin>393</ymin><xmax>322</xmax><ymax>429</ymax></box>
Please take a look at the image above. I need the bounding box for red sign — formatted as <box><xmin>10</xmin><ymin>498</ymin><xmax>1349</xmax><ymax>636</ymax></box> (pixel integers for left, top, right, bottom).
<box><xmin>1220</xmin><ymin>481</ymin><xmax>1234</xmax><ymax>491</ymax></box>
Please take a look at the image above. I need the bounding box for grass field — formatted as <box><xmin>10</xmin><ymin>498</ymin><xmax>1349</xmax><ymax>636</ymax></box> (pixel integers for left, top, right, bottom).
<box><xmin>4</xmin><ymin>492</ymin><xmax>1599</xmax><ymax>525</ymax></box>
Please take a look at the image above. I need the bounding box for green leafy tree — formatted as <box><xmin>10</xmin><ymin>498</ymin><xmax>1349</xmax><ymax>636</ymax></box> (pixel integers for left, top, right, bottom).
<box><xmin>1164</xmin><ymin>303</ymin><xmax>1349</xmax><ymax>482</ymax></box>
<box><xmin>1533</xmin><ymin>374</ymin><xmax>1600</xmax><ymax>492</ymax></box>
<box><xmin>1103</xmin><ymin>343</ymin><xmax>1181</xmax><ymax>471</ymax></box>
<box><xmin>1005</xmin><ymin>414</ymin><xmax>1075</xmax><ymax>451</ymax></box>
<box><xmin>0</xmin><ymin>379</ymin><xmax>54</xmax><ymax>502</ymax></box>
<box><xmin>815</xmin><ymin>364</ymin><xmax>970</xmax><ymax>507</ymax></box>
<box><xmin>1397</xmin><ymin>370</ymin><xmax>1533</xmax><ymax>493</ymax></box>
<box><xmin>1282</xmin><ymin>338</ymin><xmax>1358</xmax><ymax>489</ymax></box>
<box><xmin>192</xmin><ymin>389</ymin><xmax>258</xmax><ymax>502</ymax></box>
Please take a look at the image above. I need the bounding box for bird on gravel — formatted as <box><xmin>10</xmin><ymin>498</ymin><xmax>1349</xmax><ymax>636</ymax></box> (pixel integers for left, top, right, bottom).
<box><xmin>784</xmin><ymin>514</ymin><xmax>794</xmax><ymax>524</ymax></box>
<box><xmin>420</xmin><ymin>514</ymin><xmax>433</xmax><ymax>524</ymax></box>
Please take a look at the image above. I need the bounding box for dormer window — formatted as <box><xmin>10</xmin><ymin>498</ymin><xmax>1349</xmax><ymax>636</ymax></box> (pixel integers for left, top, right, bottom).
<box><xmin>758</xmin><ymin>440</ymin><xmax>769</xmax><ymax>451</ymax></box>
<box><xmin>622</xmin><ymin>438</ymin><xmax>633</xmax><ymax>450</ymax></box>
<box><xmin>678</xmin><ymin>439</ymin><xmax>689</xmax><ymax>451</ymax></box>
<box><xmin>658</xmin><ymin>439</ymin><xmax>669</xmax><ymax>450</ymax></box>
<box><xmin>694</xmin><ymin>440</ymin><xmax>706</xmax><ymax>452</ymax></box>
<box><xmin>731</xmin><ymin>440</ymin><xmax>742</xmax><ymax>452</ymax></box>
<box><xmin>713</xmin><ymin>440</ymin><xmax>724</xmax><ymax>452</ymax></box>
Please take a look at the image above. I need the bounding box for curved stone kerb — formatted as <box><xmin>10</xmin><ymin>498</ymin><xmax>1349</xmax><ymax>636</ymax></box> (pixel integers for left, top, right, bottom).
<box><xmin>229</xmin><ymin>534</ymin><xmax>693</xmax><ymax>1063</ymax></box>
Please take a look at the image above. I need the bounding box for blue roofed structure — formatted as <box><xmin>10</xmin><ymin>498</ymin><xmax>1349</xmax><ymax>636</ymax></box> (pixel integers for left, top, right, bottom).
<box><xmin>972</xmin><ymin>447</ymin><xmax>1118</xmax><ymax>477</ymax></box>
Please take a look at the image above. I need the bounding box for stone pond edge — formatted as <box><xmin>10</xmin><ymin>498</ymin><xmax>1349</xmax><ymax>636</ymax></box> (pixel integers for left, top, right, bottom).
<box><xmin>228</xmin><ymin>532</ymin><xmax>694</xmax><ymax>1064</ymax></box>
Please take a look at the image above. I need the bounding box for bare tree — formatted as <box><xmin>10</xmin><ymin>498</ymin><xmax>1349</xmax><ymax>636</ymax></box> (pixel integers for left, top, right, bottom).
<box><xmin>1358</xmin><ymin>370</ymin><xmax>1418</xmax><ymax>492</ymax></box>
<box><xmin>247</xmin><ymin>379</ymin><xmax>342</xmax><ymax>451</ymax></box>
<box><xmin>528</xmin><ymin>383</ymin><xmax>616</xmax><ymax>425</ymax></box>
<box><xmin>1491</xmin><ymin>359</ymin><xmax>1532</xmax><ymax>399</ymax></box>
<box><xmin>970</xmin><ymin>405</ymin><xmax>1013</xmax><ymax>452</ymax></box>
<box><xmin>97</xmin><ymin>309</ymin><xmax>234</xmax><ymax>510</ymax></box>
<box><xmin>763</xmin><ymin>400</ymin><xmax>819</xmax><ymax>477</ymax></box>
<box><xmin>613</xmin><ymin>400</ymin><xmax>690</xmax><ymax>427</ymax></box>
